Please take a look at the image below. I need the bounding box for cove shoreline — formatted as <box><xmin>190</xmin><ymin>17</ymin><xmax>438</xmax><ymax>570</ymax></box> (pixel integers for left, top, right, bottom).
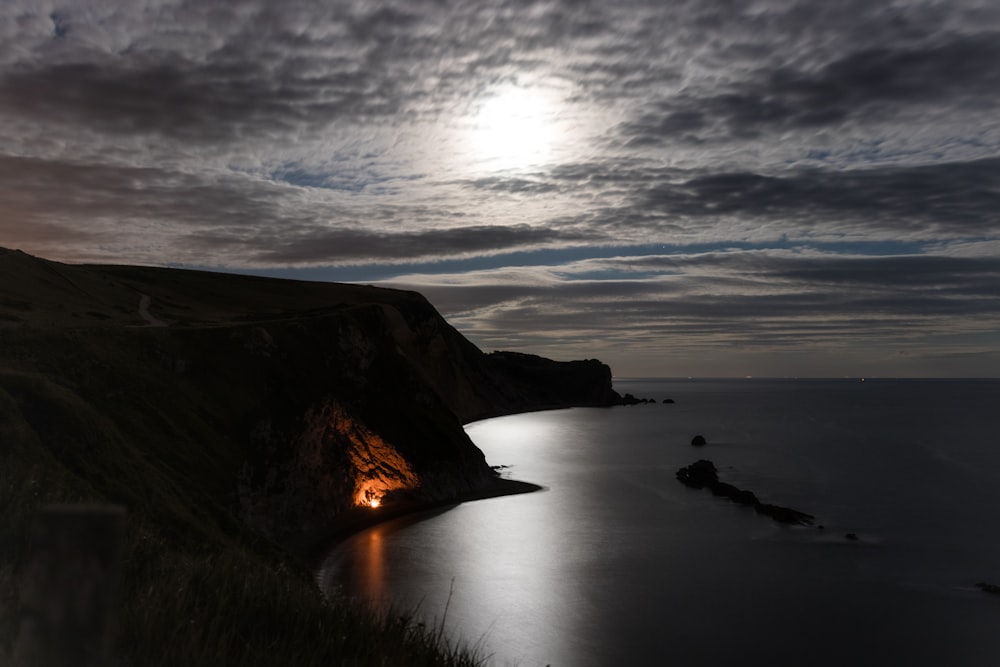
<box><xmin>289</xmin><ymin>476</ymin><xmax>544</xmax><ymax>569</ymax></box>
<box><xmin>287</xmin><ymin>407</ymin><xmax>597</xmax><ymax>569</ymax></box>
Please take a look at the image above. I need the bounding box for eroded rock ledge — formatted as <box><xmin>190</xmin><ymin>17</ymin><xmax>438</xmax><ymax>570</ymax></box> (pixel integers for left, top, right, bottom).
<box><xmin>676</xmin><ymin>459</ymin><xmax>815</xmax><ymax>526</ymax></box>
<box><xmin>977</xmin><ymin>582</ymin><xmax>1000</xmax><ymax>596</ymax></box>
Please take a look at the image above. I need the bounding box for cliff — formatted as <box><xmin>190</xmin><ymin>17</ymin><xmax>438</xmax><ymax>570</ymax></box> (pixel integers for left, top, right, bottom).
<box><xmin>0</xmin><ymin>247</ymin><xmax>619</xmax><ymax>545</ymax></box>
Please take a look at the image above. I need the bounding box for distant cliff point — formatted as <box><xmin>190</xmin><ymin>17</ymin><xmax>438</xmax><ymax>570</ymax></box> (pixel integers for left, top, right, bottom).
<box><xmin>0</xmin><ymin>247</ymin><xmax>620</xmax><ymax>545</ymax></box>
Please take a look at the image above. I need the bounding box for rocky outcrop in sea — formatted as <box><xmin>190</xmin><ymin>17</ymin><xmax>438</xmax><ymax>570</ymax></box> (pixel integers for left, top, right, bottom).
<box><xmin>676</xmin><ymin>459</ymin><xmax>815</xmax><ymax>526</ymax></box>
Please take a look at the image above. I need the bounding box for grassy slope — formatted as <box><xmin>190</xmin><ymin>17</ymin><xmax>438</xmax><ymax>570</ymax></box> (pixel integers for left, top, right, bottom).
<box><xmin>0</xmin><ymin>250</ymin><xmax>493</xmax><ymax>666</ymax></box>
<box><xmin>0</xmin><ymin>366</ymin><xmax>490</xmax><ymax>667</ymax></box>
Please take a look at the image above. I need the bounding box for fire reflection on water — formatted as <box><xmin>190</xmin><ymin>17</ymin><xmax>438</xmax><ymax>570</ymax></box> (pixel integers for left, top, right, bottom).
<box><xmin>316</xmin><ymin>526</ymin><xmax>389</xmax><ymax>606</ymax></box>
<box><xmin>362</xmin><ymin>528</ymin><xmax>386</xmax><ymax>604</ymax></box>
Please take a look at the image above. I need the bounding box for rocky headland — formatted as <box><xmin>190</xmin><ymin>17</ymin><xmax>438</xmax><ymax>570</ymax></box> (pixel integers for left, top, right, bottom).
<box><xmin>0</xmin><ymin>247</ymin><xmax>621</xmax><ymax>552</ymax></box>
<box><xmin>0</xmin><ymin>247</ymin><xmax>630</xmax><ymax>665</ymax></box>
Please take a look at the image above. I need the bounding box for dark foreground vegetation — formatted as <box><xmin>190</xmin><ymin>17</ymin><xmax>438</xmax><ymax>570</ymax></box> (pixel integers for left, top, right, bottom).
<box><xmin>1</xmin><ymin>386</ymin><xmax>485</xmax><ymax>667</ymax></box>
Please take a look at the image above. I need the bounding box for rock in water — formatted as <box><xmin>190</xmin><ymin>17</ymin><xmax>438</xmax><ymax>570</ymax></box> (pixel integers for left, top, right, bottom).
<box><xmin>691</xmin><ymin>434</ymin><xmax>707</xmax><ymax>446</ymax></box>
<box><xmin>976</xmin><ymin>582</ymin><xmax>1000</xmax><ymax>596</ymax></box>
<box><xmin>711</xmin><ymin>481</ymin><xmax>759</xmax><ymax>506</ymax></box>
<box><xmin>675</xmin><ymin>459</ymin><xmax>718</xmax><ymax>488</ymax></box>
<box><xmin>676</xmin><ymin>459</ymin><xmax>815</xmax><ymax>526</ymax></box>
<box><xmin>754</xmin><ymin>502</ymin><xmax>815</xmax><ymax>526</ymax></box>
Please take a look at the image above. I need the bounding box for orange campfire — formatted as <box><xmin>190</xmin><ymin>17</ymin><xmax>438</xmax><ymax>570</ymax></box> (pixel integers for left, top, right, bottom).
<box><xmin>327</xmin><ymin>402</ymin><xmax>420</xmax><ymax>510</ymax></box>
<box><xmin>360</xmin><ymin>486</ymin><xmax>384</xmax><ymax>509</ymax></box>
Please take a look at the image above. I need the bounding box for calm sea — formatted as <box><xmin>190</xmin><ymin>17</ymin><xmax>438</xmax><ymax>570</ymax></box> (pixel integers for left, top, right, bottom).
<box><xmin>318</xmin><ymin>379</ymin><xmax>1000</xmax><ymax>666</ymax></box>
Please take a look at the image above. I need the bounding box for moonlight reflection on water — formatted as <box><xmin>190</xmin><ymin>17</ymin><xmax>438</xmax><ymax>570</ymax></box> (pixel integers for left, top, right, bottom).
<box><xmin>321</xmin><ymin>380</ymin><xmax>1000</xmax><ymax>667</ymax></box>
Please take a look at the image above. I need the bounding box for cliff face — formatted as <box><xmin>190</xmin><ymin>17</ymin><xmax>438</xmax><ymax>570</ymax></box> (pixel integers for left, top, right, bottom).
<box><xmin>0</xmin><ymin>248</ymin><xmax>619</xmax><ymax>544</ymax></box>
<box><xmin>367</xmin><ymin>295</ymin><xmax>620</xmax><ymax>422</ymax></box>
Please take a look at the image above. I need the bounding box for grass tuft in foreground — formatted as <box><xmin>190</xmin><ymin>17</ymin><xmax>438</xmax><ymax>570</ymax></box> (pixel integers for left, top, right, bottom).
<box><xmin>120</xmin><ymin>531</ymin><xmax>487</xmax><ymax>667</ymax></box>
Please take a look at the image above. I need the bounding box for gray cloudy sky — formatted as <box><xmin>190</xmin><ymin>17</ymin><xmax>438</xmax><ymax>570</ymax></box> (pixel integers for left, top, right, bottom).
<box><xmin>3</xmin><ymin>0</ymin><xmax>1000</xmax><ymax>377</ymax></box>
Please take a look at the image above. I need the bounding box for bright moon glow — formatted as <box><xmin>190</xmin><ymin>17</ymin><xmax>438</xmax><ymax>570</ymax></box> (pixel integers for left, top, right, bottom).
<box><xmin>469</xmin><ymin>87</ymin><xmax>559</xmax><ymax>170</ymax></box>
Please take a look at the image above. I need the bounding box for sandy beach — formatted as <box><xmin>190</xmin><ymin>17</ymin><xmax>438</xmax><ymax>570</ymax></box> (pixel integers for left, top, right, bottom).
<box><xmin>290</xmin><ymin>477</ymin><xmax>543</xmax><ymax>567</ymax></box>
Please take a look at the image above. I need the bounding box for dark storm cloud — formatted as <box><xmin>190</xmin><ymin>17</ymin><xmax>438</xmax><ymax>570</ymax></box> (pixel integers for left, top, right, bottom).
<box><xmin>618</xmin><ymin>31</ymin><xmax>1000</xmax><ymax>145</ymax></box>
<box><xmin>0</xmin><ymin>0</ymin><xmax>622</xmax><ymax>146</ymax></box>
<box><xmin>764</xmin><ymin>254</ymin><xmax>1000</xmax><ymax>295</ymax></box>
<box><xmin>400</xmin><ymin>249</ymin><xmax>1000</xmax><ymax>363</ymax></box>
<box><xmin>0</xmin><ymin>58</ymin><xmax>405</xmax><ymax>144</ymax></box>
<box><xmin>0</xmin><ymin>154</ymin><xmax>592</xmax><ymax>265</ymax></box>
<box><xmin>245</xmin><ymin>223</ymin><xmax>598</xmax><ymax>265</ymax></box>
<box><xmin>640</xmin><ymin>158</ymin><xmax>1000</xmax><ymax>236</ymax></box>
<box><xmin>4</xmin><ymin>0</ymin><xmax>998</xmax><ymax>147</ymax></box>
<box><xmin>0</xmin><ymin>154</ymin><xmax>293</xmax><ymax>230</ymax></box>
<box><xmin>0</xmin><ymin>6</ymin><xmax>416</xmax><ymax>145</ymax></box>
<box><xmin>612</xmin><ymin>251</ymin><xmax>1000</xmax><ymax>306</ymax></box>
<box><xmin>463</xmin><ymin>176</ymin><xmax>562</xmax><ymax>195</ymax></box>
<box><xmin>466</xmin><ymin>156</ymin><xmax>1000</xmax><ymax>248</ymax></box>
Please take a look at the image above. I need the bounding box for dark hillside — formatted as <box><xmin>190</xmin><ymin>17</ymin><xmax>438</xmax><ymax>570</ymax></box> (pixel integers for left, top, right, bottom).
<box><xmin>0</xmin><ymin>247</ymin><xmax>620</xmax><ymax>543</ymax></box>
<box><xmin>0</xmin><ymin>247</ymin><xmax>621</xmax><ymax>664</ymax></box>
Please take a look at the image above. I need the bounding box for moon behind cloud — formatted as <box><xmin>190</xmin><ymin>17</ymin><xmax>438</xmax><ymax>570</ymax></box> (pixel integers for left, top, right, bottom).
<box><xmin>466</xmin><ymin>86</ymin><xmax>563</xmax><ymax>172</ymax></box>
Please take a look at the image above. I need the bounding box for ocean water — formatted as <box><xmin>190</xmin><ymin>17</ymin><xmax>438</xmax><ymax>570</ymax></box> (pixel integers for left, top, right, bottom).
<box><xmin>317</xmin><ymin>379</ymin><xmax>1000</xmax><ymax>666</ymax></box>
